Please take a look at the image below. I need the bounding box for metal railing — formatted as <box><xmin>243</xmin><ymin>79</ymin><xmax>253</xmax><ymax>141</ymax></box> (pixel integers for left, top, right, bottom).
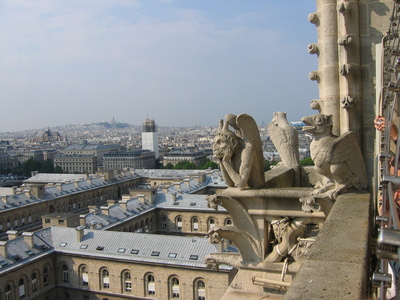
<box><xmin>374</xmin><ymin>1</ymin><xmax>400</xmax><ymax>298</ymax></box>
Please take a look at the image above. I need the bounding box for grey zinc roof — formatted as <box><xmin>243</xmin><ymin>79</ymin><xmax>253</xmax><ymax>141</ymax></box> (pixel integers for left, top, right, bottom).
<box><xmin>24</xmin><ymin>173</ymin><xmax>87</xmax><ymax>184</ymax></box>
<box><xmin>51</xmin><ymin>226</ymin><xmax>229</xmax><ymax>269</ymax></box>
<box><xmin>134</xmin><ymin>169</ymin><xmax>206</xmax><ymax>179</ymax></box>
<box><xmin>154</xmin><ymin>193</ymin><xmax>226</xmax><ymax>212</ymax></box>
<box><xmin>0</xmin><ymin>192</ymin><xmax>48</xmax><ymax>211</ymax></box>
<box><xmin>85</xmin><ymin>199</ymin><xmax>156</xmax><ymax>229</ymax></box>
<box><xmin>0</xmin><ymin>230</ymin><xmax>52</xmax><ymax>274</ymax></box>
<box><xmin>63</xmin><ymin>143</ymin><xmax>120</xmax><ymax>150</ymax></box>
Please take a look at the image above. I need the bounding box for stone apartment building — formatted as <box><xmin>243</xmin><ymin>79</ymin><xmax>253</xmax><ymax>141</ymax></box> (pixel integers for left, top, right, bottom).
<box><xmin>0</xmin><ymin>226</ymin><xmax>231</xmax><ymax>300</ymax></box>
<box><xmin>54</xmin><ymin>143</ymin><xmax>123</xmax><ymax>173</ymax></box>
<box><xmin>102</xmin><ymin>149</ymin><xmax>156</xmax><ymax>171</ymax></box>
<box><xmin>162</xmin><ymin>150</ymin><xmax>207</xmax><ymax>167</ymax></box>
<box><xmin>0</xmin><ymin>169</ymin><xmax>231</xmax><ymax>300</ymax></box>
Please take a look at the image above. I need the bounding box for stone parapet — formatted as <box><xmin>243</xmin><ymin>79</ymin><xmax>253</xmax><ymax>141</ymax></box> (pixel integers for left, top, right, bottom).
<box><xmin>284</xmin><ymin>192</ymin><xmax>371</xmax><ymax>299</ymax></box>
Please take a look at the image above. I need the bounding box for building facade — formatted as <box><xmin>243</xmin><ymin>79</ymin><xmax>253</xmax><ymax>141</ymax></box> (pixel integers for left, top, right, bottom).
<box><xmin>142</xmin><ymin>117</ymin><xmax>159</xmax><ymax>159</ymax></box>
<box><xmin>102</xmin><ymin>150</ymin><xmax>156</xmax><ymax>171</ymax></box>
<box><xmin>0</xmin><ymin>226</ymin><xmax>231</xmax><ymax>300</ymax></box>
<box><xmin>54</xmin><ymin>154</ymin><xmax>98</xmax><ymax>173</ymax></box>
<box><xmin>162</xmin><ymin>150</ymin><xmax>207</xmax><ymax>167</ymax></box>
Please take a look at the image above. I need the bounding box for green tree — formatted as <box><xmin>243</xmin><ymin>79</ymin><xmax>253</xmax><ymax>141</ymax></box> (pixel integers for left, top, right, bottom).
<box><xmin>174</xmin><ymin>160</ymin><xmax>196</xmax><ymax>170</ymax></box>
<box><xmin>264</xmin><ymin>160</ymin><xmax>278</xmax><ymax>171</ymax></box>
<box><xmin>54</xmin><ymin>166</ymin><xmax>63</xmax><ymax>173</ymax></box>
<box><xmin>7</xmin><ymin>158</ymin><xmax>58</xmax><ymax>177</ymax></box>
<box><xmin>300</xmin><ymin>157</ymin><xmax>314</xmax><ymax>166</ymax></box>
<box><xmin>162</xmin><ymin>163</ymin><xmax>174</xmax><ymax>169</ymax></box>
<box><xmin>198</xmin><ymin>158</ymin><xmax>219</xmax><ymax>170</ymax></box>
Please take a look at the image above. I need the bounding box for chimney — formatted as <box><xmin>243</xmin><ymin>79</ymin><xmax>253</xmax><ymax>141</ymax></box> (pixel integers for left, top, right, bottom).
<box><xmin>107</xmin><ymin>199</ymin><xmax>116</xmax><ymax>207</ymax></box>
<box><xmin>31</xmin><ymin>171</ymin><xmax>39</xmax><ymax>177</ymax></box>
<box><xmin>30</xmin><ymin>184</ymin><xmax>46</xmax><ymax>198</ymax></box>
<box><xmin>149</xmin><ymin>187</ymin><xmax>157</xmax><ymax>204</ymax></box>
<box><xmin>171</xmin><ymin>193</ymin><xmax>177</xmax><ymax>202</ymax></box>
<box><xmin>161</xmin><ymin>185</ymin><xmax>169</xmax><ymax>194</ymax></box>
<box><xmin>96</xmin><ymin>170</ymin><xmax>114</xmax><ymax>181</ymax></box>
<box><xmin>173</xmin><ymin>183</ymin><xmax>181</xmax><ymax>191</ymax></box>
<box><xmin>7</xmin><ymin>230</ymin><xmax>18</xmax><ymax>240</ymax></box>
<box><xmin>100</xmin><ymin>206</ymin><xmax>110</xmax><ymax>216</ymax></box>
<box><xmin>79</xmin><ymin>215</ymin><xmax>87</xmax><ymax>226</ymax></box>
<box><xmin>56</xmin><ymin>183</ymin><xmax>63</xmax><ymax>191</ymax></box>
<box><xmin>22</xmin><ymin>232</ymin><xmax>35</xmax><ymax>248</ymax></box>
<box><xmin>24</xmin><ymin>190</ymin><xmax>31</xmax><ymax>198</ymax></box>
<box><xmin>75</xmin><ymin>225</ymin><xmax>85</xmax><ymax>242</ymax></box>
<box><xmin>90</xmin><ymin>208</ymin><xmax>101</xmax><ymax>215</ymax></box>
<box><xmin>11</xmin><ymin>186</ymin><xmax>17</xmax><ymax>195</ymax></box>
<box><xmin>0</xmin><ymin>241</ymin><xmax>7</xmax><ymax>257</ymax></box>
<box><xmin>89</xmin><ymin>221</ymin><xmax>97</xmax><ymax>230</ymax></box>
<box><xmin>121</xmin><ymin>195</ymin><xmax>131</xmax><ymax>201</ymax></box>
<box><xmin>87</xmin><ymin>177</ymin><xmax>92</xmax><ymax>185</ymax></box>
<box><xmin>137</xmin><ymin>195</ymin><xmax>146</xmax><ymax>204</ymax></box>
<box><xmin>119</xmin><ymin>200</ymin><xmax>128</xmax><ymax>211</ymax></box>
<box><xmin>198</xmin><ymin>172</ymin><xmax>206</xmax><ymax>183</ymax></box>
<box><xmin>73</xmin><ymin>180</ymin><xmax>80</xmax><ymax>188</ymax></box>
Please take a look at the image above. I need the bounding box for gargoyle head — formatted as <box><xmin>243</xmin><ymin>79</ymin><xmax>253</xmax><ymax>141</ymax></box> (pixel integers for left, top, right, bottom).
<box><xmin>301</xmin><ymin>114</ymin><xmax>333</xmax><ymax>135</ymax></box>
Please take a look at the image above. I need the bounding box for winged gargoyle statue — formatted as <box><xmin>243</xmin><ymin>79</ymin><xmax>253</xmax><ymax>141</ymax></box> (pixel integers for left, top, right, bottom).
<box><xmin>213</xmin><ymin>113</ymin><xmax>265</xmax><ymax>189</ymax></box>
<box><xmin>301</xmin><ymin>113</ymin><xmax>367</xmax><ymax>200</ymax></box>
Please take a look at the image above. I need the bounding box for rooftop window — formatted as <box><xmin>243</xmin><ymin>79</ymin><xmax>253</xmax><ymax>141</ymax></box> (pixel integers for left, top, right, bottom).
<box><xmin>0</xmin><ymin>260</ymin><xmax>8</xmax><ymax>267</ymax></box>
<box><xmin>189</xmin><ymin>255</ymin><xmax>199</xmax><ymax>260</ymax></box>
<box><xmin>168</xmin><ymin>253</ymin><xmax>177</xmax><ymax>258</ymax></box>
<box><xmin>96</xmin><ymin>246</ymin><xmax>104</xmax><ymax>251</ymax></box>
<box><xmin>80</xmin><ymin>244</ymin><xmax>88</xmax><ymax>249</ymax></box>
<box><xmin>59</xmin><ymin>242</ymin><xmax>67</xmax><ymax>247</ymax></box>
<box><xmin>117</xmin><ymin>248</ymin><xmax>126</xmax><ymax>253</ymax></box>
<box><xmin>151</xmin><ymin>251</ymin><xmax>160</xmax><ymax>257</ymax></box>
<box><xmin>130</xmin><ymin>249</ymin><xmax>139</xmax><ymax>254</ymax></box>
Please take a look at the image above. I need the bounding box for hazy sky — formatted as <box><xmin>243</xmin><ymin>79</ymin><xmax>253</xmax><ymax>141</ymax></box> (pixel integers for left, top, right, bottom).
<box><xmin>0</xmin><ymin>0</ymin><xmax>318</xmax><ymax>132</ymax></box>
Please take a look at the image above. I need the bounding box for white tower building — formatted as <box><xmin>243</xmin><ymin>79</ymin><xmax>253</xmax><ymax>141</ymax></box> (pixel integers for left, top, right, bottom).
<box><xmin>142</xmin><ymin>117</ymin><xmax>159</xmax><ymax>159</ymax></box>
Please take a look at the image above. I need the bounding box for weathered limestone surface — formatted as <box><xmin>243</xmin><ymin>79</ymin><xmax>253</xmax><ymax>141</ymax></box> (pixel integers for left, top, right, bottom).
<box><xmin>284</xmin><ymin>192</ymin><xmax>371</xmax><ymax>299</ymax></box>
<box><xmin>268</xmin><ymin>112</ymin><xmax>300</xmax><ymax>169</ymax></box>
<box><xmin>301</xmin><ymin>113</ymin><xmax>367</xmax><ymax>200</ymax></box>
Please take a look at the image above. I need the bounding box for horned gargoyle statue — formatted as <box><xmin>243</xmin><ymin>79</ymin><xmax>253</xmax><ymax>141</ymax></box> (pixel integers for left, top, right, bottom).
<box><xmin>213</xmin><ymin>113</ymin><xmax>265</xmax><ymax>189</ymax></box>
<box><xmin>300</xmin><ymin>113</ymin><xmax>367</xmax><ymax>204</ymax></box>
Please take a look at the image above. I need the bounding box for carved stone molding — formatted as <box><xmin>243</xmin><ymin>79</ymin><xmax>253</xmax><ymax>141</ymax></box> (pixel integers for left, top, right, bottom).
<box><xmin>308</xmin><ymin>70</ymin><xmax>320</xmax><ymax>82</ymax></box>
<box><xmin>307</xmin><ymin>43</ymin><xmax>319</xmax><ymax>55</ymax></box>
<box><xmin>308</xmin><ymin>12</ymin><xmax>319</xmax><ymax>24</ymax></box>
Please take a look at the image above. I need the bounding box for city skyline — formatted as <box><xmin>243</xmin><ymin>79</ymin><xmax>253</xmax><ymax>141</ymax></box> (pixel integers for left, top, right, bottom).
<box><xmin>0</xmin><ymin>0</ymin><xmax>318</xmax><ymax>132</ymax></box>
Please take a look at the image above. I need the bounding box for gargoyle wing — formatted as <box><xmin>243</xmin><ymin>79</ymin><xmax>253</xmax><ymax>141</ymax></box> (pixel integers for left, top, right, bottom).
<box><xmin>236</xmin><ymin>114</ymin><xmax>265</xmax><ymax>185</ymax></box>
<box><xmin>328</xmin><ymin>131</ymin><xmax>367</xmax><ymax>190</ymax></box>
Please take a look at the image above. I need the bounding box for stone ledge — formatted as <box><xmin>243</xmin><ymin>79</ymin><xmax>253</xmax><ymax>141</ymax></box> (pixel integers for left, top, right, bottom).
<box><xmin>284</xmin><ymin>192</ymin><xmax>371</xmax><ymax>300</ymax></box>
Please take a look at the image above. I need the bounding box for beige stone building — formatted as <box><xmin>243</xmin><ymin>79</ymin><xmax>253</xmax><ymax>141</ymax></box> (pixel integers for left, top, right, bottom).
<box><xmin>0</xmin><ymin>168</ymin><xmax>231</xmax><ymax>300</ymax></box>
<box><xmin>103</xmin><ymin>150</ymin><xmax>156</xmax><ymax>171</ymax></box>
<box><xmin>54</xmin><ymin>154</ymin><xmax>98</xmax><ymax>173</ymax></box>
<box><xmin>0</xmin><ymin>226</ymin><xmax>231</xmax><ymax>300</ymax></box>
<box><xmin>162</xmin><ymin>150</ymin><xmax>207</xmax><ymax>167</ymax></box>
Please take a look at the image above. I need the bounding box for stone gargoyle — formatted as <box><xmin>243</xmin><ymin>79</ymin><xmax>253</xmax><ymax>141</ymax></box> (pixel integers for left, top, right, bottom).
<box><xmin>301</xmin><ymin>113</ymin><xmax>367</xmax><ymax>200</ymax></box>
<box><xmin>268</xmin><ymin>111</ymin><xmax>300</xmax><ymax>168</ymax></box>
<box><xmin>213</xmin><ymin>114</ymin><xmax>265</xmax><ymax>189</ymax></box>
